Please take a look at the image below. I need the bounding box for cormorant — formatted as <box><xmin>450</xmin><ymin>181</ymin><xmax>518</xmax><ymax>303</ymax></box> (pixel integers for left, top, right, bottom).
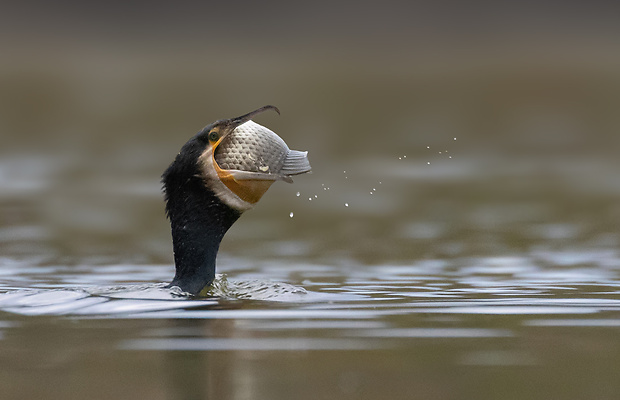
<box><xmin>162</xmin><ymin>106</ymin><xmax>311</xmax><ymax>295</ymax></box>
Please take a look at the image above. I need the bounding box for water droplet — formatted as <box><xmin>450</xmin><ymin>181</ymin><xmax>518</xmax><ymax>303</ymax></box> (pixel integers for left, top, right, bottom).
<box><xmin>314</xmin><ymin>195</ymin><xmax>318</xmax><ymax>198</ymax></box>
<box><xmin>453</xmin><ymin>137</ymin><xmax>457</xmax><ymax>140</ymax></box>
<box><xmin>308</xmin><ymin>197</ymin><xmax>312</xmax><ymax>201</ymax></box>
<box><xmin>289</xmin><ymin>212</ymin><xmax>294</xmax><ymax>218</ymax></box>
<box><xmin>403</xmin><ymin>155</ymin><xmax>407</xmax><ymax>159</ymax></box>
<box><xmin>449</xmin><ymin>156</ymin><xmax>452</xmax><ymax>159</ymax></box>
<box><xmin>372</xmin><ymin>188</ymin><xmax>376</xmax><ymax>191</ymax></box>
<box><xmin>296</xmin><ymin>192</ymin><xmax>300</xmax><ymax>197</ymax></box>
<box><xmin>426</xmin><ymin>146</ymin><xmax>430</xmax><ymax>149</ymax></box>
<box><xmin>398</xmin><ymin>157</ymin><xmax>402</xmax><ymax>160</ymax></box>
<box><xmin>427</xmin><ymin>162</ymin><xmax>431</xmax><ymax>165</ymax></box>
<box><xmin>345</xmin><ymin>203</ymin><xmax>349</xmax><ymax>207</ymax></box>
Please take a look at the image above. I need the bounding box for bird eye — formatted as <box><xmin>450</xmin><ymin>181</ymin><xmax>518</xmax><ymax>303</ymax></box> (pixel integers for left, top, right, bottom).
<box><xmin>208</xmin><ymin>131</ymin><xmax>220</xmax><ymax>142</ymax></box>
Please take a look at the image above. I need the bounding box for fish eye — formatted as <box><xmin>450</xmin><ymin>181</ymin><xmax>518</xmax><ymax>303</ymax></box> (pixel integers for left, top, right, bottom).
<box><xmin>208</xmin><ymin>131</ymin><xmax>220</xmax><ymax>142</ymax></box>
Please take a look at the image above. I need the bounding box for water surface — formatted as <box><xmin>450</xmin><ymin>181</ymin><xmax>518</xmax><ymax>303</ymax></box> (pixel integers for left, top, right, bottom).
<box><xmin>1</xmin><ymin>148</ymin><xmax>620</xmax><ymax>399</ymax></box>
<box><xmin>2</xmin><ymin>30</ymin><xmax>620</xmax><ymax>397</ymax></box>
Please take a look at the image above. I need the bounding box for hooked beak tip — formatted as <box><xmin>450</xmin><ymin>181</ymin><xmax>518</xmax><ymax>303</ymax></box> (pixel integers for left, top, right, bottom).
<box><xmin>231</xmin><ymin>105</ymin><xmax>280</xmax><ymax>128</ymax></box>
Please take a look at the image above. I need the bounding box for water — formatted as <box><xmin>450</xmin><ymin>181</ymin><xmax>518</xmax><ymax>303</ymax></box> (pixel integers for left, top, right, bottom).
<box><xmin>2</xmin><ymin>33</ymin><xmax>620</xmax><ymax>399</ymax></box>
<box><xmin>2</xmin><ymin>249</ymin><xmax>620</xmax><ymax>399</ymax></box>
<box><xmin>2</xmin><ymin>148</ymin><xmax>620</xmax><ymax>399</ymax></box>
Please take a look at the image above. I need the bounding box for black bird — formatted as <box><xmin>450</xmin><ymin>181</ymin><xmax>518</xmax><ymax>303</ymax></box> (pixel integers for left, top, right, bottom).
<box><xmin>162</xmin><ymin>106</ymin><xmax>311</xmax><ymax>295</ymax></box>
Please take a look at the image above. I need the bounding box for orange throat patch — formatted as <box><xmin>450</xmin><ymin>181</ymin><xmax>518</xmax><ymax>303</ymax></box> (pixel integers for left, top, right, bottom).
<box><xmin>215</xmin><ymin>164</ymin><xmax>275</xmax><ymax>204</ymax></box>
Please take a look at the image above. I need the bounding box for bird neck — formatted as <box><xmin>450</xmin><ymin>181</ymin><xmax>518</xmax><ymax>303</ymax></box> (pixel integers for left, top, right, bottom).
<box><xmin>164</xmin><ymin>177</ymin><xmax>241</xmax><ymax>295</ymax></box>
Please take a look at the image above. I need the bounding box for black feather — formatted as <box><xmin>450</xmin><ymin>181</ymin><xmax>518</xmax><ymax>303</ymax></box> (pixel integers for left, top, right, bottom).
<box><xmin>162</xmin><ymin>135</ymin><xmax>241</xmax><ymax>295</ymax></box>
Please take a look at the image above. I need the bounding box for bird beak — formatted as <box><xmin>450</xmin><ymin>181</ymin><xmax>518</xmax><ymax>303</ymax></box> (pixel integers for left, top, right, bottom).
<box><xmin>210</xmin><ymin>105</ymin><xmax>281</xmax><ymax>145</ymax></box>
<box><xmin>228</xmin><ymin>105</ymin><xmax>280</xmax><ymax>131</ymax></box>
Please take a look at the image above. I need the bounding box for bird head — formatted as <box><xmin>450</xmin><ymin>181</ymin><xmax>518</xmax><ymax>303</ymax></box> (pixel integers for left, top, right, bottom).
<box><xmin>165</xmin><ymin>105</ymin><xmax>311</xmax><ymax>213</ymax></box>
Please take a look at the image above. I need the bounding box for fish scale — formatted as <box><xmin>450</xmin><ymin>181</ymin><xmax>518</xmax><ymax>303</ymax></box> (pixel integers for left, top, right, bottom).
<box><xmin>215</xmin><ymin>120</ymin><xmax>288</xmax><ymax>173</ymax></box>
